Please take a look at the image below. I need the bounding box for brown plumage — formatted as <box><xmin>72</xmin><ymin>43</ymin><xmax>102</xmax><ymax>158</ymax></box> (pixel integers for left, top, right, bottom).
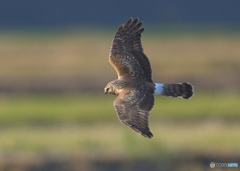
<box><xmin>110</xmin><ymin>18</ymin><xmax>152</xmax><ymax>82</ymax></box>
<box><xmin>104</xmin><ymin>18</ymin><xmax>194</xmax><ymax>139</ymax></box>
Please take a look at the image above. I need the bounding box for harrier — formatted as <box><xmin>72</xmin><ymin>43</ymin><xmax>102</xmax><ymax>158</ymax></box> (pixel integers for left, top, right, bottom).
<box><xmin>104</xmin><ymin>18</ymin><xmax>194</xmax><ymax>139</ymax></box>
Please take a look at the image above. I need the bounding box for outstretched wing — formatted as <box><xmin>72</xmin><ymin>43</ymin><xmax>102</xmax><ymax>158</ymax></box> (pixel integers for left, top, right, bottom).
<box><xmin>109</xmin><ymin>18</ymin><xmax>153</xmax><ymax>83</ymax></box>
<box><xmin>113</xmin><ymin>90</ymin><xmax>154</xmax><ymax>139</ymax></box>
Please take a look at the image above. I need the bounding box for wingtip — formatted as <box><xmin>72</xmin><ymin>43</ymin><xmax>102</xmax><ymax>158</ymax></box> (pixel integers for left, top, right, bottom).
<box><xmin>123</xmin><ymin>18</ymin><xmax>133</xmax><ymax>30</ymax></box>
<box><xmin>130</xmin><ymin>17</ymin><xmax>141</xmax><ymax>26</ymax></box>
<box><xmin>128</xmin><ymin>17</ymin><xmax>138</xmax><ymax>22</ymax></box>
<box><xmin>115</xmin><ymin>17</ymin><xmax>144</xmax><ymax>37</ymax></box>
<box><xmin>125</xmin><ymin>121</ymin><xmax>153</xmax><ymax>139</ymax></box>
<box><xmin>133</xmin><ymin>17</ymin><xmax>139</xmax><ymax>23</ymax></box>
<box><xmin>142</xmin><ymin>132</ymin><xmax>153</xmax><ymax>139</ymax></box>
<box><xmin>115</xmin><ymin>24</ymin><xmax>124</xmax><ymax>36</ymax></box>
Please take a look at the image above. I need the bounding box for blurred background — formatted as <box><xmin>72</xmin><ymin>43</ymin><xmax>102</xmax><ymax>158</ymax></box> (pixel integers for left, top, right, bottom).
<box><xmin>0</xmin><ymin>0</ymin><xmax>240</xmax><ymax>170</ymax></box>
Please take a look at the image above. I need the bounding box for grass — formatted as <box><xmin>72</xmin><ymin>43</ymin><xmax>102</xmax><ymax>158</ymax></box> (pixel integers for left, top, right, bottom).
<box><xmin>0</xmin><ymin>93</ymin><xmax>239</xmax><ymax>157</ymax></box>
<box><xmin>0</xmin><ymin>122</ymin><xmax>239</xmax><ymax>158</ymax></box>
<box><xmin>0</xmin><ymin>93</ymin><xmax>239</xmax><ymax>158</ymax></box>
<box><xmin>0</xmin><ymin>30</ymin><xmax>240</xmax><ymax>169</ymax></box>
<box><xmin>0</xmin><ymin>93</ymin><xmax>239</xmax><ymax>125</ymax></box>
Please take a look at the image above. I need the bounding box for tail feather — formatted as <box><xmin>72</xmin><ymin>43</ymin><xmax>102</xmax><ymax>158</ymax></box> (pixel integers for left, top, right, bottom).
<box><xmin>155</xmin><ymin>82</ymin><xmax>194</xmax><ymax>99</ymax></box>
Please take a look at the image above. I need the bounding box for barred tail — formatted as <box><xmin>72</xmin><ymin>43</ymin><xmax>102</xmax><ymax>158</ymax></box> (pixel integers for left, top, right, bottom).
<box><xmin>155</xmin><ymin>82</ymin><xmax>194</xmax><ymax>99</ymax></box>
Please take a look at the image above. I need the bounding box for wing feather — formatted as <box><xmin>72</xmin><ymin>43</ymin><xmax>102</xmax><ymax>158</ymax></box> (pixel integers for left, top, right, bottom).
<box><xmin>110</xmin><ymin>18</ymin><xmax>153</xmax><ymax>82</ymax></box>
<box><xmin>122</xmin><ymin>17</ymin><xmax>133</xmax><ymax>31</ymax></box>
<box><xmin>113</xmin><ymin>90</ymin><xmax>154</xmax><ymax>139</ymax></box>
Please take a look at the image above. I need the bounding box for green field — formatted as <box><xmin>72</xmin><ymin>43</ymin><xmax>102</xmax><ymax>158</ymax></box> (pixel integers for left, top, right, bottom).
<box><xmin>0</xmin><ymin>94</ymin><xmax>240</xmax><ymax>170</ymax></box>
<box><xmin>0</xmin><ymin>29</ymin><xmax>240</xmax><ymax>170</ymax></box>
<box><xmin>1</xmin><ymin>123</ymin><xmax>239</xmax><ymax>171</ymax></box>
<box><xmin>0</xmin><ymin>93</ymin><xmax>239</xmax><ymax>125</ymax></box>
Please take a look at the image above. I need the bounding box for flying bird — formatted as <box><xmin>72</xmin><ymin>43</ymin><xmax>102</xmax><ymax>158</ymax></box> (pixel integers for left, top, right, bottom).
<box><xmin>104</xmin><ymin>18</ymin><xmax>194</xmax><ymax>139</ymax></box>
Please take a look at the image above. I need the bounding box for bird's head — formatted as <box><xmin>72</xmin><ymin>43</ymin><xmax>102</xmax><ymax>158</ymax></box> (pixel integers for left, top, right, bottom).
<box><xmin>104</xmin><ymin>83</ymin><xmax>115</xmax><ymax>95</ymax></box>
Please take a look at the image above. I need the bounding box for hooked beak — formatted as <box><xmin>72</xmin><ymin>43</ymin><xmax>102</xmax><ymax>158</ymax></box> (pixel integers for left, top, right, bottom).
<box><xmin>104</xmin><ymin>88</ymin><xmax>108</xmax><ymax>94</ymax></box>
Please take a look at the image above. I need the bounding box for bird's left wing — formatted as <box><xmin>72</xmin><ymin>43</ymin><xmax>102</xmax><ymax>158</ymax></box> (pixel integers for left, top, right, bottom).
<box><xmin>113</xmin><ymin>89</ymin><xmax>154</xmax><ymax>138</ymax></box>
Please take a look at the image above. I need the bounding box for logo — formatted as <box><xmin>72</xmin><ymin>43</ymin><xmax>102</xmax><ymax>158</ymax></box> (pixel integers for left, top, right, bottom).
<box><xmin>210</xmin><ymin>162</ymin><xmax>238</xmax><ymax>168</ymax></box>
<box><xmin>210</xmin><ymin>162</ymin><xmax>215</xmax><ymax>168</ymax></box>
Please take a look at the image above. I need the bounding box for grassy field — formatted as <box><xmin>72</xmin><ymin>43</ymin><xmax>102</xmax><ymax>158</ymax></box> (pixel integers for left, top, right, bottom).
<box><xmin>0</xmin><ymin>94</ymin><xmax>239</xmax><ymax>170</ymax></box>
<box><xmin>0</xmin><ymin>29</ymin><xmax>240</xmax><ymax>170</ymax></box>
<box><xmin>0</xmin><ymin>30</ymin><xmax>240</xmax><ymax>92</ymax></box>
<box><xmin>0</xmin><ymin>121</ymin><xmax>239</xmax><ymax>157</ymax></box>
<box><xmin>0</xmin><ymin>93</ymin><xmax>239</xmax><ymax>125</ymax></box>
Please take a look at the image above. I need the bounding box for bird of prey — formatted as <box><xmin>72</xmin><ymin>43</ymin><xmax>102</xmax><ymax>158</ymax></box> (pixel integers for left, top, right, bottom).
<box><xmin>104</xmin><ymin>18</ymin><xmax>194</xmax><ymax>139</ymax></box>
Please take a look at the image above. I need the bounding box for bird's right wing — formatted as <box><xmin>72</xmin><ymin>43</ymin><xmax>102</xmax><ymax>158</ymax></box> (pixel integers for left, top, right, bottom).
<box><xmin>109</xmin><ymin>18</ymin><xmax>153</xmax><ymax>82</ymax></box>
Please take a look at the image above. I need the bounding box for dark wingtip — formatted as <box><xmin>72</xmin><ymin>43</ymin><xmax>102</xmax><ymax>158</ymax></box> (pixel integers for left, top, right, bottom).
<box><xmin>126</xmin><ymin>121</ymin><xmax>153</xmax><ymax>139</ymax></box>
<box><xmin>142</xmin><ymin>131</ymin><xmax>153</xmax><ymax>139</ymax></box>
<box><xmin>120</xmin><ymin>17</ymin><xmax>143</xmax><ymax>34</ymax></box>
<box><xmin>133</xmin><ymin>17</ymin><xmax>139</xmax><ymax>24</ymax></box>
<box><xmin>129</xmin><ymin>17</ymin><xmax>133</xmax><ymax>22</ymax></box>
<box><xmin>115</xmin><ymin>24</ymin><xmax>124</xmax><ymax>36</ymax></box>
<box><xmin>122</xmin><ymin>18</ymin><xmax>133</xmax><ymax>31</ymax></box>
<box><xmin>138</xmin><ymin>126</ymin><xmax>153</xmax><ymax>139</ymax></box>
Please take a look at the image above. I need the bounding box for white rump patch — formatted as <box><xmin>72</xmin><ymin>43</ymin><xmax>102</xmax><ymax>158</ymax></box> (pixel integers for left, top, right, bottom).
<box><xmin>154</xmin><ymin>83</ymin><xmax>164</xmax><ymax>95</ymax></box>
